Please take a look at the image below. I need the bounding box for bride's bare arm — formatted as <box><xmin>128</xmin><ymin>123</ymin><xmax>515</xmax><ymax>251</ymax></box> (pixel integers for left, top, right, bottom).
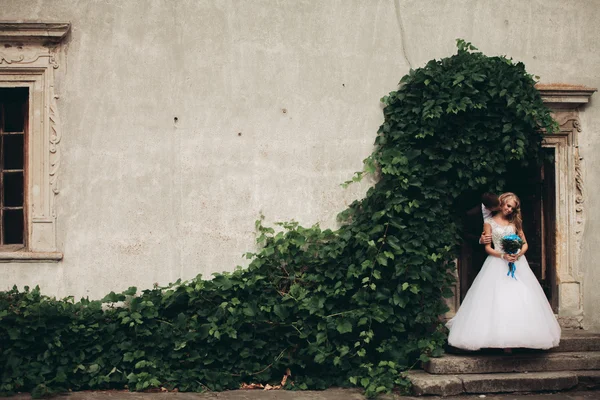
<box><xmin>517</xmin><ymin>229</ymin><xmax>528</xmax><ymax>259</ymax></box>
<box><xmin>483</xmin><ymin>223</ymin><xmax>505</xmax><ymax>259</ymax></box>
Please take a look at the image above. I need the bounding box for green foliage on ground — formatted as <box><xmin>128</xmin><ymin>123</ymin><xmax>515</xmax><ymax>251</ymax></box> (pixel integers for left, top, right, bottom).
<box><xmin>0</xmin><ymin>40</ymin><xmax>556</xmax><ymax>398</ymax></box>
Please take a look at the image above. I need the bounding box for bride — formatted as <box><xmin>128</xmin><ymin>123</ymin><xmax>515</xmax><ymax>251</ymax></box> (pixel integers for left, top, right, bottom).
<box><xmin>447</xmin><ymin>192</ymin><xmax>561</xmax><ymax>351</ymax></box>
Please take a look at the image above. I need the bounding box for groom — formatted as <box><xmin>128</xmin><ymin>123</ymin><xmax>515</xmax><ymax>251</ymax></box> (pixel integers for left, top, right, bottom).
<box><xmin>462</xmin><ymin>192</ymin><xmax>500</xmax><ymax>294</ymax></box>
<box><xmin>465</xmin><ymin>192</ymin><xmax>500</xmax><ymax>246</ymax></box>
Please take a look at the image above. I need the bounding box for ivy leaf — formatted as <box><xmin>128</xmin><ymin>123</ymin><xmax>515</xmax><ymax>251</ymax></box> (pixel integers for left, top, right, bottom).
<box><xmin>376</xmin><ymin>253</ymin><xmax>388</xmax><ymax>266</ymax></box>
<box><xmin>273</xmin><ymin>304</ymin><xmax>289</xmax><ymax>320</ymax></box>
<box><xmin>336</xmin><ymin>319</ymin><xmax>353</xmax><ymax>334</ymax></box>
<box><xmin>452</xmin><ymin>74</ymin><xmax>465</xmax><ymax>85</ymax></box>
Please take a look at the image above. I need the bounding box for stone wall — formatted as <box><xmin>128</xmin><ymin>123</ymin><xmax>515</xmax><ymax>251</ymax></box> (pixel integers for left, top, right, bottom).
<box><xmin>1</xmin><ymin>0</ymin><xmax>599</xmax><ymax>329</ymax></box>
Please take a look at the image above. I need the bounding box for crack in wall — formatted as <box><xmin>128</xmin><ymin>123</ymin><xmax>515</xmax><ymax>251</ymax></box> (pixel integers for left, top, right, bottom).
<box><xmin>394</xmin><ymin>0</ymin><xmax>412</xmax><ymax>69</ymax></box>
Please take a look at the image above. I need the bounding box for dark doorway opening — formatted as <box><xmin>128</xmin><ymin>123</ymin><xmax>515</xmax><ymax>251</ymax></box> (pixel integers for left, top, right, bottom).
<box><xmin>458</xmin><ymin>148</ymin><xmax>558</xmax><ymax>311</ymax></box>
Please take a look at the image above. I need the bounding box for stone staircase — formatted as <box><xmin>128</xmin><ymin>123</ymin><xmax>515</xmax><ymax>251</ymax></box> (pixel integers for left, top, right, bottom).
<box><xmin>407</xmin><ymin>331</ymin><xmax>600</xmax><ymax>396</ymax></box>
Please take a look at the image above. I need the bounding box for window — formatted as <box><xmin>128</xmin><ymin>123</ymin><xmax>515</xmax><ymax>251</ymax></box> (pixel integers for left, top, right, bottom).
<box><xmin>0</xmin><ymin>88</ymin><xmax>27</xmax><ymax>248</ymax></box>
<box><xmin>0</xmin><ymin>22</ymin><xmax>70</xmax><ymax>260</ymax></box>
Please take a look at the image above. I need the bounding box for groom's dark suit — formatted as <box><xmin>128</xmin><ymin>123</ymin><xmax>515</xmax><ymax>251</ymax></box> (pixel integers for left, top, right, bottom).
<box><xmin>464</xmin><ymin>205</ymin><xmax>485</xmax><ymax>246</ymax></box>
<box><xmin>461</xmin><ymin>204</ymin><xmax>489</xmax><ymax>298</ymax></box>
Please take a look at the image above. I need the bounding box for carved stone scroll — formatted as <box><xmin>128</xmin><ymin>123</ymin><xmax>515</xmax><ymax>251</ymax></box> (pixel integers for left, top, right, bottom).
<box><xmin>0</xmin><ymin>53</ymin><xmax>25</xmax><ymax>64</ymax></box>
<box><xmin>49</xmin><ymin>89</ymin><xmax>62</xmax><ymax>197</ymax></box>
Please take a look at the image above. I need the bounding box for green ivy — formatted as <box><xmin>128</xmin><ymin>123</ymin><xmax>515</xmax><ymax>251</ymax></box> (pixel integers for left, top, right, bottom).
<box><xmin>0</xmin><ymin>40</ymin><xmax>556</xmax><ymax>398</ymax></box>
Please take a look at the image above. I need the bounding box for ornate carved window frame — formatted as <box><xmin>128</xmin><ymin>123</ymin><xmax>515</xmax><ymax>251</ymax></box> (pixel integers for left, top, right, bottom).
<box><xmin>0</xmin><ymin>22</ymin><xmax>70</xmax><ymax>262</ymax></box>
<box><xmin>538</xmin><ymin>84</ymin><xmax>596</xmax><ymax>328</ymax></box>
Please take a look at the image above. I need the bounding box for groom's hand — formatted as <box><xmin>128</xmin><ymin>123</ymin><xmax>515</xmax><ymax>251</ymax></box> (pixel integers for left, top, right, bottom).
<box><xmin>480</xmin><ymin>232</ymin><xmax>492</xmax><ymax>245</ymax></box>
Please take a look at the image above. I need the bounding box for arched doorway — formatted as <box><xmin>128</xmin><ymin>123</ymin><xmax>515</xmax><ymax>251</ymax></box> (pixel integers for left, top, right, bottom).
<box><xmin>458</xmin><ymin>148</ymin><xmax>557</xmax><ymax>310</ymax></box>
<box><xmin>446</xmin><ymin>84</ymin><xmax>595</xmax><ymax>328</ymax></box>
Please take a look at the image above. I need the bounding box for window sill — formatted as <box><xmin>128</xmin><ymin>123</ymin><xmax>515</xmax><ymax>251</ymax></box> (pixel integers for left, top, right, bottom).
<box><xmin>0</xmin><ymin>251</ymin><xmax>63</xmax><ymax>262</ymax></box>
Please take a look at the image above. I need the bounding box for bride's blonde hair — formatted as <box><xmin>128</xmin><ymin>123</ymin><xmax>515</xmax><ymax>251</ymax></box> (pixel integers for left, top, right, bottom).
<box><xmin>498</xmin><ymin>192</ymin><xmax>523</xmax><ymax>233</ymax></box>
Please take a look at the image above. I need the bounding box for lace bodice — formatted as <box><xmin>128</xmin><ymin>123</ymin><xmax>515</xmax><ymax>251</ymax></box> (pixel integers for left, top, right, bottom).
<box><xmin>485</xmin><ymin>217</ymin><xmax>516</xmax><ymax>252</ymax></box>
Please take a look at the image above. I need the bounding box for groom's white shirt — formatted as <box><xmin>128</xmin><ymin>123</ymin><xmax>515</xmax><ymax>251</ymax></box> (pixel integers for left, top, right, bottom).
<box><xmin>481</xmin><ymin>203</ymin><xmax>492</xmax><ymax>220</ymax></box>
<box><xmin>479</xmin><ymin>204</ymin><xmax>493</xmax><ymax>244</ymax></box>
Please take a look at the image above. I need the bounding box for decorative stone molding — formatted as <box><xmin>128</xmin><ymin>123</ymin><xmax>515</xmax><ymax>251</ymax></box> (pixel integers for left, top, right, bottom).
<box><xmin>0</xmin><ymin>22</ymin><xmax>70</xmax><ymax>261</ymax></box>
<box><xmin>0</xmin><ymin>251</ymin><xmax>63</xmax><ymax>262</ymax></box>
<box><xmin>0</xmin><ymin>22</ymin><xmax>70</xmax><ymax>43</ymax></box>
<box><xmin>49</xmin><ymin>91</ymin><xmax>62</xmax><ymax>197</ymax></box>
<box><xmin>0</xmin><ymin>52</ymin><xmax>59</xmax><ymax>68</ymax></box>
<box><xmin>537</xmin><ymin>84</ymin><xmax>596</xmax><ymax>107</ymax></box>
<box><xmin>549</xmin><ymin>114</ymin><xmax>586</xmax><ymax>261</ymax></box>
<box><xmin>536</xmin><ymin>84</ymin><xmax>594</xmax><ymax>328</ymax></box>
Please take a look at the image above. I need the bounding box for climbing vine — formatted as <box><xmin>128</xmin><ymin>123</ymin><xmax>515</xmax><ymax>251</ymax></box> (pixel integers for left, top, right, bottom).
<box><xmin>0</xmin><ymin>40</ymin><xmax>556</xmax><ymax>398</ymax></box>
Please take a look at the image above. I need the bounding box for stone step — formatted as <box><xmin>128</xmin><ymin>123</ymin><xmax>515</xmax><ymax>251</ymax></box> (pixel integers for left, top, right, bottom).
<box><xmin>407</xmin><ymin>370</ymin><xmax>579</xmax><ymax>396</ymax></box>
<box><xmin>446</xmin><ymin>331</ymin><xmax>600</xmax><ymax>354</ymax></box>
<box><xmin>424</xmin><ymin>351</ymin><xmax>600</xmax><ymax>374</ymax></box>
<box><xmin>555</xmin><ymin>331</ymin><xmax>600</xmax><ymax>352</ymax></box>
<box><xmin>576</xmin><ymin>370</ymin><xmax>600</xmax><ymax>391</ymax></box>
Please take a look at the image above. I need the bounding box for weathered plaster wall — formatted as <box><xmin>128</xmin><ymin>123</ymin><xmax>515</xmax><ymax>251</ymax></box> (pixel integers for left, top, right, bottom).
<box><xmin>0</xmin><ymin>0</ymin><xmax>599</xmax><ymax>328</ymax></box>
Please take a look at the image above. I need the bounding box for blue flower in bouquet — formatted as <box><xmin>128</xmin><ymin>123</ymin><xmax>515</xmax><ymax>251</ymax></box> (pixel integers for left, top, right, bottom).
<box><xmin>500</xmin><ymin>234</ymin><xmax>524</xmax><ymax>279</ymax></box>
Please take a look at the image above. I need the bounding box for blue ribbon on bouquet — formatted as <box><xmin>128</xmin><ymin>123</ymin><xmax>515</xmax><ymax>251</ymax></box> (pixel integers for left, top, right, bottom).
<box><xmin>507</xmin><ymin>260</ymin><xmax>517</xmax><ymax>279</ymax></box>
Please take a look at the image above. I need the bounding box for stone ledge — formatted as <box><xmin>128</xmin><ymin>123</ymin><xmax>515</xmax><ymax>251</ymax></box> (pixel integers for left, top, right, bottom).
<box><xmin>405</xmin><ymin>371</ymin><xmax>464</xmax><ymax>396</ymax></box>
<box><xmin>0</xmin><ymin>251</ymin><xmax>63</xmax><ymax>262</ymax></box>
<box><xmin>461</xmin><ymin>371</ymin><xmax>577</xmax><ymax>393</ymax></box>
<box><xmin>553</xmin><ymin>332</ymin><xmax>600</xmax><ymax>352</ymax></box>
<box><xmin>0</xmin><ymin>22</ymin><xmax>71</xmax><ymax>43</ymax></box>
<box><xmin>575</xmin><ymin>370</ymin><xmax>600</xmax><ymax>391</ymax></box>
<box><xmin>425</xmin><ymin>352</ymin><xmax>600</xmax><ymax>374</ymax></box>
<box><xmin>537</xmin><ymin>83</ymin><xmax>597</xmax><ymax>106</ymax></box>
<box><xmin>407</xmin><ymin>370</ymin><xmax>578</xmax><ymax>396</ymax></box>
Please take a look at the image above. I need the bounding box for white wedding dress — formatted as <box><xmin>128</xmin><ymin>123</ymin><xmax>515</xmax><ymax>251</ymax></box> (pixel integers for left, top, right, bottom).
<box><xmin>446</xmin><ymin>217</ymin><xmax>561</xmax><ymax>350</ymax></box>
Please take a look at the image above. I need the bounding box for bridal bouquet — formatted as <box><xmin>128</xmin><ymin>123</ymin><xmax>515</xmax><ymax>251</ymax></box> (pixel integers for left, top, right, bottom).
<box><xmin>501</xmin><ymin>234</ymin><xmax>524</xmax><ymax>279</ymax></box>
